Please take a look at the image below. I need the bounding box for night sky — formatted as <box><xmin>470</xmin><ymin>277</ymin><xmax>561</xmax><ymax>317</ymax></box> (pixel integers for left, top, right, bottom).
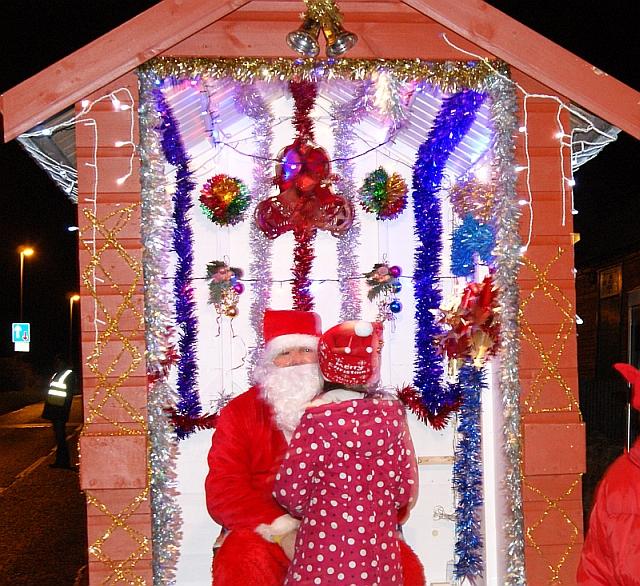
<box><xmin>0</xmin><ymin>1</ymin><xmax>638</xmax><ymax>373</ymax></box>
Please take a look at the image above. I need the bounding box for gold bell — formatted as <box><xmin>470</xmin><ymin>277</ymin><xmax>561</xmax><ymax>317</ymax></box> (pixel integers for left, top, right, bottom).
<box><xmin>323</xmin><ymin>21</ymin><xmax>358</xmax><ymax>57</ymax></box>
<box><xmin>286</xmin><ymin>18</ymin><xmax>322</xmax><ymax>57</ymax></box>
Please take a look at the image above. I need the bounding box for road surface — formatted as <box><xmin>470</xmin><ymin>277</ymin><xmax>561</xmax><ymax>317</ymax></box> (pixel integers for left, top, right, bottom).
<box><xmin>0</xmin><ymin>396</ymin><xmax>87</xmax><ymax>585</ymax></box>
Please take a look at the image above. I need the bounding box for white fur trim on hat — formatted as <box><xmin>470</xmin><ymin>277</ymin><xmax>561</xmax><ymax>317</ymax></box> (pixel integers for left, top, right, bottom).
<box><xmin>255</xmin><ymin>514</ymin><xmax>301</xmax><ymax>541</ymax></box>
<box><xmin>262</xmin><ymin>333</ymin><xmax>320</xmax><ymax>363</ymax></box>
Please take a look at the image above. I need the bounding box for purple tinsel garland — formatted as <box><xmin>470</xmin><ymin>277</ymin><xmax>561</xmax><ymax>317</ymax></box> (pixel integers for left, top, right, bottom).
<box><xmin>453</xmin><ymin>363</ymin><xmax>485</xmax><ymax>580</ymax></box>
<box><xmin>412</xmin><ymin>90</ymin><xmax>485</xmax><ymax>426</ymax></box>
<box><xmin>155</xmin><ymin>89</ymin><xmax>201</xmax><ymax>438</ymax></box>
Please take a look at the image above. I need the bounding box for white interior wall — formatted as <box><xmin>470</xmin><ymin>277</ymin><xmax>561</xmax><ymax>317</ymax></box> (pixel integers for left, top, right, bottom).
<box><xmin>165</xmin><ymin>82</ymin><xmax>495</xmax><ymax>585</ymax></box>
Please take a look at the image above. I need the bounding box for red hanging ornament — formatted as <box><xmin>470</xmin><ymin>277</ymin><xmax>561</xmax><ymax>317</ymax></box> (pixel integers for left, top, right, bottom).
<box><xmin>435</xmin><ymin>273</ymin><xmax>501</xmax><ymax>368</ymax></box>
<box><xmin>255</xmin><ymin>80</ymin><xmax>354</xmax><ymax>310</ymax></box>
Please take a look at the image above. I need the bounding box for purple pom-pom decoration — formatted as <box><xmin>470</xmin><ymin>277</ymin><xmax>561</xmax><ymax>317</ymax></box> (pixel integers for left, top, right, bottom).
<box><xmin>389</xmin><ymin>265</ymin><xmax>402</xmax><ymax>278</ymax></box>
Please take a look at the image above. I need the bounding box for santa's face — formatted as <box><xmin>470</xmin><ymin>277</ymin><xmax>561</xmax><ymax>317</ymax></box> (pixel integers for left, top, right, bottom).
<box><xmin>272</xmin><ymin>346</ymin><xmax>318</xmax><ymax>368</ymax></box>
<box><xmin>255</xmin><ymin>350</ymin><xmax>323</xmax><ymax>438</ymax></box>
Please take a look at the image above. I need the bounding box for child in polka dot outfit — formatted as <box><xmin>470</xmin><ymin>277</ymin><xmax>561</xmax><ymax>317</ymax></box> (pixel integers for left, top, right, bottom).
<box><xmin>274</xmin><ymin>321</ymin><xmax>420</xmax><ymax>585</ymax></box>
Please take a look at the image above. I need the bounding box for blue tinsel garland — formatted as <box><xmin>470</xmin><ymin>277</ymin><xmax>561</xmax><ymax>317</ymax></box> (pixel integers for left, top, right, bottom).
<box><xmin>412</xmin><ymin>90</ymin><xmax>485</xmax><ymax>425</ymax></box>
<box><xmin>155</xmin><ymin>90</ymin><xmax>202</xmax><ymax>438</ymax></box>
<box><xmin>453</xmin><ymin>363</ymin><xmax>485</xmax><ymax>580</ymax></box>
<box><xmin>451</xmin><ymin>214</ymin><xmax>496</xmax><ymax>278</ymax></box>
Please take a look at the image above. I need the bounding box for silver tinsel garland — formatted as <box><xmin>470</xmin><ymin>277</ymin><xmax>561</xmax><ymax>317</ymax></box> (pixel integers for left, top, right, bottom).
<box><xmin>233</xmin><ymin>83</ymin><xmax>275</xmax><ymax>373</ymax></box>
<box><xmin>134</xmin><ymin>58</ymin><xmax>529</xmax><ymax>583</ymax></box>
<box><xmin>332</xmin><ymin>83</ymin><xmax>367</xmax><ymax>320</ymax></box>
<box><xmin>137</xmin><ymin>69</ymin><xmax>182</xmax><ymax>586</ymax></box>
<box><xmin>486</xmin><ymin>69</ymin><xmax>527</xmax><ymax>584</ymax></box>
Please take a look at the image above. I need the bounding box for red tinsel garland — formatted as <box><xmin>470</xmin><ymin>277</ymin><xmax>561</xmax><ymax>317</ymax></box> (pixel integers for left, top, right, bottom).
<box><xmin>290</xmin><ymin>80</ymin><xmax>317</xmax><ymax>142</ymax></box>
<box><xmin>292</xmin><ymin>228</ymin><xmax>316</xmax><ymax>311</ymax></box>
<box><xmin>397</xmin><ymin>384</ymin><xmax>461</xmax><ymax>430</ymax></box>
<box><xmin>166</xmin><ymin>407</ymin><xmax>219</xmax><ymax>435</ymax></box>
<box><xmin>288</xmin><ymin>81</ymin><xmax>319</xmax><ymax>310</ymax></box>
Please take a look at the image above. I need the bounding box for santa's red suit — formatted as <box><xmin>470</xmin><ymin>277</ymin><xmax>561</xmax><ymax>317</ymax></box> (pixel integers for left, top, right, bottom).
<box><xmin>206</xmin><ymin>385</ymin><xmax>293</xmax><ymax>585</ymax></box>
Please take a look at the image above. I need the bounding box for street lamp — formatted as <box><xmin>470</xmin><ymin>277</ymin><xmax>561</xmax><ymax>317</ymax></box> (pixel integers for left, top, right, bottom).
<box><xmin>69</xmin><ymin>294</ymin><xmax>80</xmax><ymax>363</ymax></box>
<box><xmin>18</xmin><ymin>246</ymin><xmax>35</xmax><ymax>322</ymax></box>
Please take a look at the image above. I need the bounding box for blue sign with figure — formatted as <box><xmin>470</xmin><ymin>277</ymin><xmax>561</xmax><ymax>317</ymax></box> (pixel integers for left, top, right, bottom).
<box><xmin>12</xmin><ymin>322</ymin><xmax>30</xmax><ymax>343</ymax></box>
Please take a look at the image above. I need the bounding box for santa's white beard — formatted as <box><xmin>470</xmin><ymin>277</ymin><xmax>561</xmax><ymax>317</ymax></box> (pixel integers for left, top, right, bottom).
<box><xmin>255</xmin><ymin>362</ymin><xmax>324</xmax><ymax>437</ymax></box>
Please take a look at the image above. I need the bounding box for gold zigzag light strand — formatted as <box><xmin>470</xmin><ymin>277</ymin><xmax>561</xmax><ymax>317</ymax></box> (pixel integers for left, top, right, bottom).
<box><xmin>80</xmin><ymin>204</ymin><xmax>146</xmax><ymax>435</ymax></box>
<box><xmin>524</xmin><ymin>477</ymin><xmax>580</xmax><ymax>583</ymax></box>
<box><xmin>86</xmin><ymin>488</ymin><xmax>150</xmax><ymax>584</ymax></box>
<box><xmin>519</xmin><ymin>248</ymin><xmax>580</xmax><ymax>413</ymax></box>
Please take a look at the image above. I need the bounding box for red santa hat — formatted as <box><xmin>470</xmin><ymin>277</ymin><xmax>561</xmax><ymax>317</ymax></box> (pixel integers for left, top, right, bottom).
<box><xmin>613</xmin><ymin>363</ymin><xmax>640</xmax><ymax>410</ymax></box>
<box><xmin>318</xmin><ymin>320</ymin><xmax>383</xmax><ymax>387</ymax></box>
<box><xmin>262</xmin><ymin>309</ymin><xmax>322</xmax><ymax>362</ymax></box>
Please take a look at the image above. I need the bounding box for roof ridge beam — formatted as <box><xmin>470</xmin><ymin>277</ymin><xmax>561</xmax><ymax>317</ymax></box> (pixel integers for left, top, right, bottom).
<box><xmin>401</xmin><ymin>0</ymin><xmax>639</xmax><ymax>139</ymax></box>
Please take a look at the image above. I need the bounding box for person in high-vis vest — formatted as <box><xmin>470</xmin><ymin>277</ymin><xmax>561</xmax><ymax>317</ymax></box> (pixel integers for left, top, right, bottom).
<box><xmin>42</xmin><ymin>355</ymin><xmax>76</xmax><ymax>469</ymax></box>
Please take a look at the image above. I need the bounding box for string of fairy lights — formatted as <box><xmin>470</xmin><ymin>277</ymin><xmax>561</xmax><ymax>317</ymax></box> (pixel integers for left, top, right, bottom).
<box><xmin>441</xmin><ymin>33</ymin><xmax>618</xmax><ymax>252</ymax></box>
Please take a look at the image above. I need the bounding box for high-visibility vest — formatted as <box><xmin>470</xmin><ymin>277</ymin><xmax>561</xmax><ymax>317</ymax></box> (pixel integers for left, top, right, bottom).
<box><xmin>46</xmin><ymin>369</ymin><xmax>73</xmax><ymax>407</ymax></box>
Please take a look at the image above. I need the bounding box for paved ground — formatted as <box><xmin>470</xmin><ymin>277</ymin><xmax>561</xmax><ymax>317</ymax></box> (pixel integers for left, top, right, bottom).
<box><xmin>0</xmin><ymin>396</ymin><xmax>87</xmax><ymax>585</ymax></box>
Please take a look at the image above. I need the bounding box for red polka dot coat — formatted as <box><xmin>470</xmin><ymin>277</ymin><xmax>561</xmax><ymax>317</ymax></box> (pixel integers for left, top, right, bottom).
<box><xmin>274</xmin><ymin>397</ymin><xmax>418</xmax><ymax>585</ymax></box>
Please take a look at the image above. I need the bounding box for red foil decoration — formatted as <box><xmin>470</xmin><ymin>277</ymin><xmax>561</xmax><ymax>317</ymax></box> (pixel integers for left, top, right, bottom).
<box><xmin>255</xmin><ymin>80</ymin><xmax>353</xmax><ymax>309</ymax></box>
<box><xmin>436</xmin><ymin>274</ymin><xmax>500</xmax><ymax>366</ymax></box>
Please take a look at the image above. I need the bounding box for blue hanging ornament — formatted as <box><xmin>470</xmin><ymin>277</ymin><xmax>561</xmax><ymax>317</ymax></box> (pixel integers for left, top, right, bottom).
<box><xmin>389</xmin><ymin>299</ymin><xmax>402</xmax><ymax>313</ymax></box>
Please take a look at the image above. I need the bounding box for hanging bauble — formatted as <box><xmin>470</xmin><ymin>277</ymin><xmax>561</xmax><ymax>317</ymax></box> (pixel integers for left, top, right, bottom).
<box><xmin>389</xmin><ymin>265</ymin><xmax>402</xmax><ymax>278</ymax></box>
<box><xmin>274</xmin><ymin>142</ymin><xmax>331</xmax><ymax>193</ymax></box>
<box><xmin>389</xmin><ymin>299</ymin><xmax>402</xmax><ymax>313</ymax></box>
<box><xmin>200</xmin><ymin>174</ymin><xmax>250</xmax><ymax>226</ymax></box>
<box><xmin>449</xmin><ymin>178</ymin><xmax>496</xmax><ymax>225</ymax></box>
<box><xmin>364</xmin><ymin>262</ymin><xmax>403</xmax><ymax>322</ymax></box>
<box><xmin>359</xmin><ymin>167</ymin><xmax>408</xmax><ymax>220</ymax></box>
<box><xmin>205</xmin><ymin>260</ymin><xmax>244</xmax><ymax>317</ymax></box>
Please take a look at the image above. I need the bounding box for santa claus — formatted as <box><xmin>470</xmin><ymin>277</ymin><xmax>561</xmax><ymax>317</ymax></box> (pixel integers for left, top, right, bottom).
<box><xmin>205</xmin><ymin>309</ymin><xmax>424</xmax><ymax>585</ymax></box>
<box><xmin>206</xmin><ymin>309</ymin><xmax>323</xmax><ymax>585</ymax></box>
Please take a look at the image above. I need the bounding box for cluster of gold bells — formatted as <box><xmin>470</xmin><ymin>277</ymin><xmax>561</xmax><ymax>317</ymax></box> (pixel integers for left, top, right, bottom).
<box><xmin>287</xmin><ymin>0</ymin><xmax>358</xmax><ymax>58</ymax></box>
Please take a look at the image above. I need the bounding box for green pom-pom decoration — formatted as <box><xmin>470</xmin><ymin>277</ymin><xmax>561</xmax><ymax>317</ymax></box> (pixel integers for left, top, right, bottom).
<box><xmin>359</xmin><ymin>167</ymin><xmax>408</xmax><ymax>220</ymax></box>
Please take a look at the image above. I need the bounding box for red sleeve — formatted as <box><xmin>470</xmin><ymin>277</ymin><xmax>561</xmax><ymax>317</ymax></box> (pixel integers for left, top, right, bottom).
<box><xmin>205</xmin><ymin>390</ymin><xmax>287</xmax><ymax>530</ymax></box>
<box><xmin>576</xmin><ymin>481</ymin><xmax>614</xmax><ymax>584</ymax></box>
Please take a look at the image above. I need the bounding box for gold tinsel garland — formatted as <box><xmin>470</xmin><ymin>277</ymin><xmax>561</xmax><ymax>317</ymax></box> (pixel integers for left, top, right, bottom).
<box><xmin>140</xmin><ymin>57</ymin><xmax>499</xmax><ymax>94</ymax></box>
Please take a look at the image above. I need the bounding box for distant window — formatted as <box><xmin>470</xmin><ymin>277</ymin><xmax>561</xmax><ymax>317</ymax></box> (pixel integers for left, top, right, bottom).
<box><xmin>629</xmin><ymin>289</ymin><xmax>640</xmax><ymax>368</ymax></box>
<box><xmin>599</xmin><ymin>265</ymin><xmax>621</xmax><ymax>298</ymax></box>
